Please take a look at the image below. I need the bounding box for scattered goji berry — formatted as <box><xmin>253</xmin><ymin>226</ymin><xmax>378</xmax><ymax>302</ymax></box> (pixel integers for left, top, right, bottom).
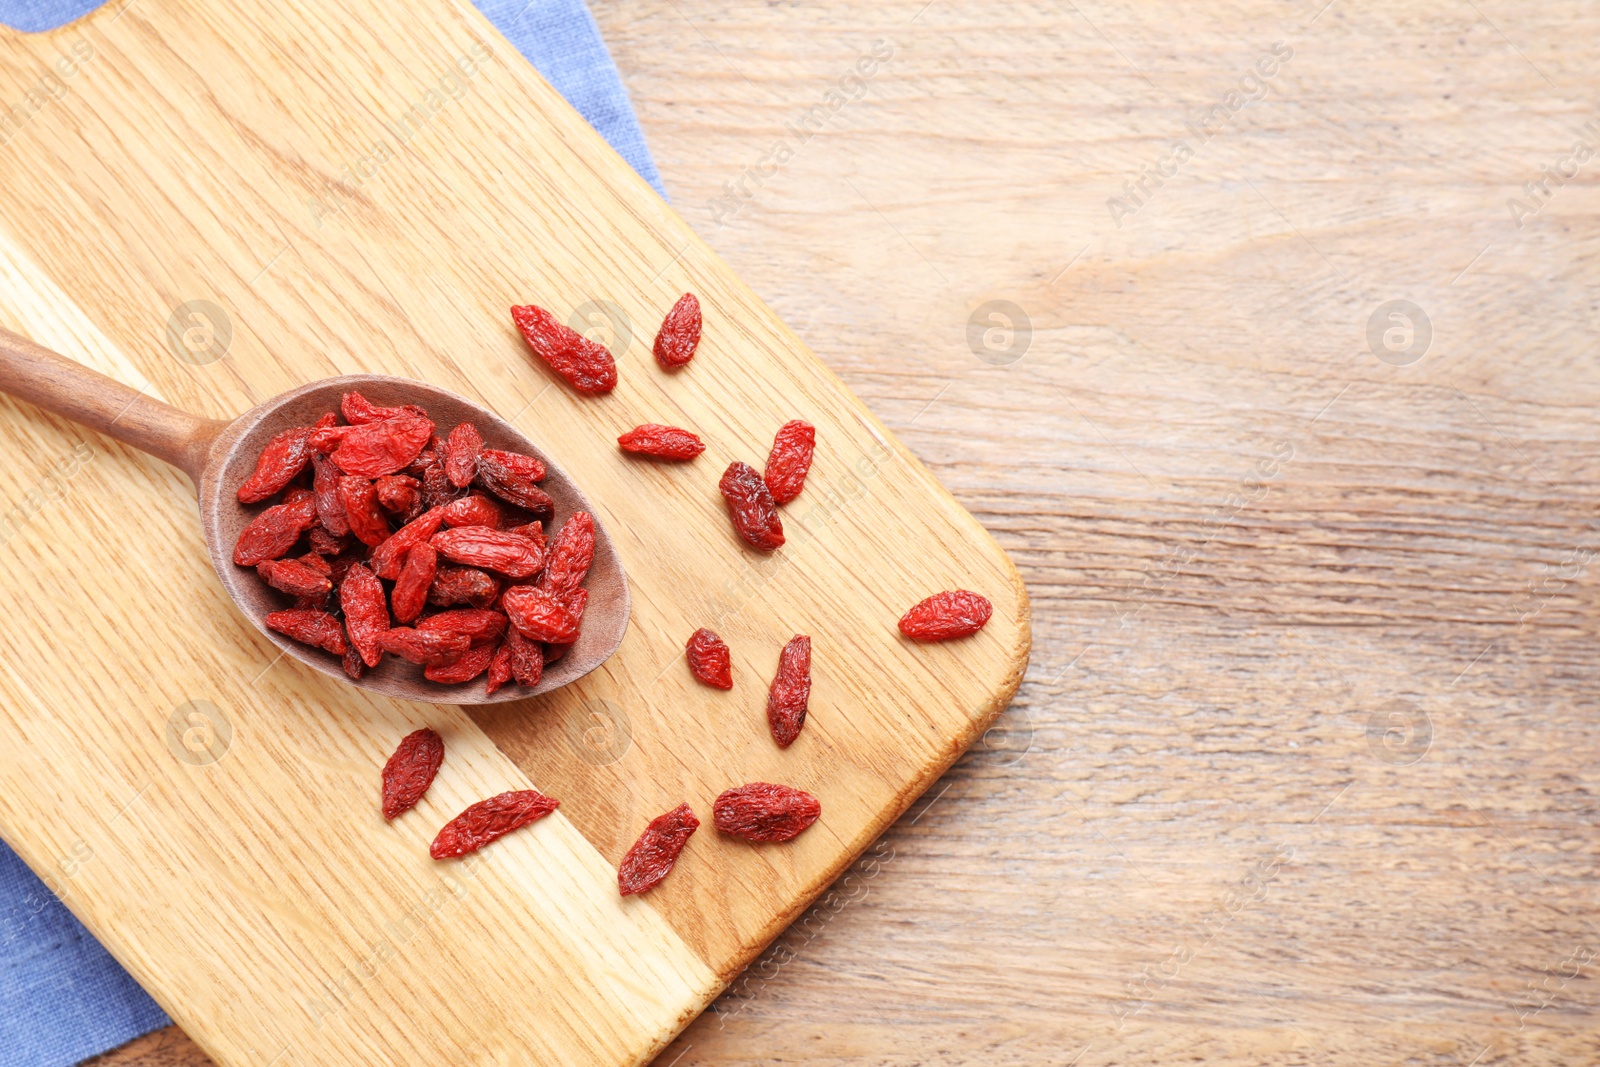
<box><xmin>511</xmin><ymin>304</ymin><xmax>617</xmax><ymax>394</ymax></box>
<box><xmin>653</xmin><ymin>293</ymin><xmax>701</xmax><ymax>370</ymax></box>
<box><xmin>369</xmin><ymin>506</ymin><xmax>448</xmax><ymax>580</ymax></box>
<box><xmin>617</xmin><ymin>424</ymin><xmax>705</xmax><ymax>460</ymax></box>
<box><xmin>340</xmin><ymin>563</ymin><xmax>389</xmax><ymax>668</ymax></box>
<box><xmin>431</xmin><ymin>789</ymin><xmax>560</xmax><ymax>858</ymax></box>
<box><xmin>257</xmin><ymin>557</ymin><xmax>333</xmax><ymax>600</ymax></box>
<box><xmin>718</xmin><ymin>461</ymin><xmax>784</xmax><ymax>551</ymax></box>
<box><xmin>541</xmin><ymin>512</ymin><xmax>594</xmax><ymax>595</ymax></box>
<box><xmin>424</xmin><ymin>643</ymin><xmax>497</xmax><ymax>684</ymax></box>
<box><xmin>618</xmin><ymin>803</ymin><xmax>699</xmax><ymax>895</ymax></box>
<box><xmin>381</xmin><ymin>727</ymin><xmax>443</xmax><ymax>819</ymax></box>
<box><xmin>686</xmin><ymin>628</ymin><xmax>733</xmax><ymax>689</ymax></box>
<box><xmin>506</xmin><ymin>627</ymin><xmax>544</xmax><ymax>686</ymax></box>
<box><xmin>766</xmin><ymin>635</ymin><xmax>811</xmax><ymax>748</ymax></box>
<box><xmin>763</xmin><ymin>420</ymin><xmax>815</xmax><ymax>504</ymax></box>
<box><xmin>441</xmin><ymin>493</ymin><xmax>504</xmax><ymax>529</ymax></box>
<box><xmin>326</xmin><ymin>414</ymin><xmax>434</xmax><ymax>478</ymax></box>
<box><xmin>418</xmin><ymin>608</ymin><xmax>508</xmax><ymax>647</ymax></box>
<box><xmin>501</xmin><ymin>585</ymin><xmax>580</xmax><ymax>643</ymax></box>
<box><xmin>713</xmin><ymin>783</ymin><xmax>820</xmax><ymax>842</ymax></box>
<box><xmin>427</xmin><ymin>564</ymin><xmax>500</xmax><ymax>609</ymax></box>
<box><xmin>311</xmin><ymin>453</ymin><xmax>350</xmax><ymax>536</ymax></box>
<box><xmin>264</xmin><ymin>609</ymin><xmax>348</xmax><ymax>655</ymax></box>
<box><xmin>338</xmin><ymin>476</ymin><xmax>392</xmax><ymax>547</ymax></box>
<box><xmin>898</xmin><ymin>590</ymin><xmax>993</xmax><ymax>641</ymax></box>
<box><xmin>233</xmin><ymin>494</ymin><xmax>318</xmax><ymax>566</ymax></box>
<box><xmin>432</xmin><ymin>526</ymin><xmax>545</xmax><ymax>578</ymax></box>
<box><xmin>476</xmin><ymin>449</ymin><xmax>553</xmax><ymax>517</ymax></box>
<box><xmin>238</xmin><ymin>424</ymin><xmax>316</xmax><ymax>504</ymax></box>
<box><xmin>443</xmin><ymin>422</ymin><xmax>483</xmax><ymax>488</ymax></box>
<box><xmin>390</xmin><ymin>543</ymin><xmax>437</xmax><ymax>624</ymax></box>
<box><xmin>378</xmin><ymin>627</ymin><xmax>471</xmax><ymax>665</ymax></box>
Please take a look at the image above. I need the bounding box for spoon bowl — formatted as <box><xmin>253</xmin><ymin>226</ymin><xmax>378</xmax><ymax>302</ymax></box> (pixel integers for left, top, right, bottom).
<box><xmin>0</xmin><ymin>330</ymin><xmax>628</xmax><ymax>705</ymax></box>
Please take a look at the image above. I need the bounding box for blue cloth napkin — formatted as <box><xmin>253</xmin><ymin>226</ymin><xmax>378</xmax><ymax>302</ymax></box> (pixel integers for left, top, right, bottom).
<box><xmin>0</xmin><ymin>2</ymin><xmax>662</xmax><ymax>1063</ymax></box>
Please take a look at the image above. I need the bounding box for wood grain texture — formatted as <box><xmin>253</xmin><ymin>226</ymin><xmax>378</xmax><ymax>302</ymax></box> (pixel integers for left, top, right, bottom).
<box><xmin>75</xmin><ymin>0</ymin><xmax>1600</xmax><ymax>1064</ymax></box>
<box><xmin>0</xmin><ymin>0</ymin><xmax>1024</xmax><ymax>1065</ymax></box>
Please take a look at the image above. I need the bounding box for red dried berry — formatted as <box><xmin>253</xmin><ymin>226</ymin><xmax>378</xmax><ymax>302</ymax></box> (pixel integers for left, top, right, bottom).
<box><xmin>418</xmin><ymin>608</ymin><xmax>508</xmax><ymax>648</ymax></box>
<box><xmin>898</xmin><ymin>590</ymin><xmax>993</xmax><ymax>641</ymax></box>
<box><xmin>713</xmin><ymin>783</ymin><xmax>820</xmax><ymax>842</ymax></box>
<box><xmin>379</xmin><ymin>627</ymin><xmax>471</xmax><ymax>666</ymax></box>
<box><xmin>617</xmin><ymin>424</ymin><xmax>706</xmax><ymax>461</ymax></box>
<box><xmin>374</xmin><ymin>474</ymin><xmax>422</xmax><ymax>521</ymax></box>
<box><xmin>541</xmin><ymin>587</ymin><xmax>587</xmax><ymax>663</ymax></box>
<box><xmin>338</xmin><ymin>476</ymin><xmax>392</xmax><ymax>547</ymax></box>
<box><xmin>432</xmin><ymin>526</ymin><xmax>545</xmax><ymax>579</ymax></box>
<box><xmin>311</xmin><ymin>453</ymin><xmax>350</xmax><ymax>536</ymax></box>
<box><xmin>238</xmin><ymin>425</ymin><xmax>315</xmax><ymax>504</ymax></box>
<box><xmin>653</xmin><ymin>293</ymin><xmax>702</xmax><ymax>370</ymax></box>
<box><xmin>428</xmin><ymin>564</ymin><xmax>501</xmax><ymax>609</ymax></box>
<box><xmin>506</xmin><ymin>521</ymin><xmax>546</xmax><ymax>554</ymax></box>
<box><xmin>307</xmin><ymin>525</ymin><xmax>349</xmax><ymax>557</ymax></box>
<box><xmin>441</xmin><ymin>493</ymin><xmax>504</xmax><ymax>529</ymax></box>
<box><xmin>256</xmin><ymin>557</ymin><xmax>333</xmax><ymax>600</ymax></box>
<box><xmin>381</xmin><ymin>728</ymin><xmax>443</xmax><ymax>819</ymax></box>
<box><xmin>339</xmin><ymin>563</ymin><xmax>390</xmax><ymax>668</ymax></box>
<box><xmin>420</xmin><ymin>461</ymin><xmax>462</xmax><ymax>510</ymax></box>
<box><xmin>541</xmin><ymin>512</ymin><xmax>594</xmax><ymax>595</ymax></box>
<box><xmin>502</xmin><ymin>585</ymin><xmax>581</xmax><ymax>644</ymax></box>
<box><xmin>763</xmin><ymin>420</ymin><xmax>815</xmax><ymax>504</ymax></box>
<box><xmin>369</xmin><ymin>506</ymin><xmax>448</xmax><ymax>580</ymax></box>
<box><xmin>296</xmin><ymin>552</ymin><xmax>332</xmax><ymax>577</ymax></box>
<box><xmin>718</xmin><ymin>461</ymin><xmax>784</xmax><ymax>551</ymax></box>
<box><xmin>424</xmin><ymin>643</ymin><xmax>497</xmax><ymax>684</ymax></box>
<box><xmin>686</xmin><ymin>628</ymin><xmax>733</xmax><ymax>689</ymax></box>
<box><xmin>341</xmin><ymin>392</ymin><xmax>429</xmax><ymax>425</ymax></box>
<box><xmin>506</xmin><ymin>627</ymin><xmax>544</xmax><ymax>686</ymax></box>
<box><xmin>264</xmin><ymin>609</ymin><xmax>348</xmax><ymax>655</ymax></box>
<box><xmin>766</xmin><ymin>635</ymin><xmax>811</xmax><ymax>748</ymax></box>
<box><xmin>391</xmin><ymin>543</ymin><xmax>438</xmax><ymax>624</ymax></box>
<box><xmin>233</xmin><ymin>494</ymin><xmax>318</xmax><ymax>566</ymax></box>
<box><xmin>618</xmin><ymin>804</ymin><xmax>699</xmax><ymax>895</ymax></box>
<box><xmin>326</xmin><ymin>414</ymin><xmax>434</xmax><ymax>478</ymax></box>
<box><xmin>475</xmin><ymin>449</ymin><xmax>553</xmax><ymax>517</ymax></box>
<box><xmin>342</xmin><ymin>644</ymin><xmax>365</xmax><ymax>679</ymax></box>
<box><xmin>443</xmin><ymin>422</ymin><xmax>483</xmax><ymax>488</ymax></box>
<box><xmin>431</xmin><ymin>789</ymin><xmax>560</xmax><ymax>859</ymax></box>
<box><xmin>485</xmin><ymin>640</ymin><xmax>514</xmax><ymax>695</ymax></box>
<box><xmin>510</xmin><ymin>304</ymin><xmax>617</xmax><ymax>394</ymax></box>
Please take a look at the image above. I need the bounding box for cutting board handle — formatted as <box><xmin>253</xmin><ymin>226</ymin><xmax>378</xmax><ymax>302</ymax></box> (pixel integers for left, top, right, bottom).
<box><xmin>0</xmin><ymin>325</ymin><xmax>226</xmax><ymax>479</ymax></box>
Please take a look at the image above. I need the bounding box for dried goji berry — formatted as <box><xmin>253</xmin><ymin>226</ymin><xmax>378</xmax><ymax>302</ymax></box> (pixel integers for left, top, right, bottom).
<box><xmin>341</xmin><ymin>391</ymin><xmax>429</xmax><ymax>425</ymax></box>
<box><xmin>340</xmin><ymin>563</ymin><xmax>390</xmax><ymax>668</ymax></box>
<box><xmin>311</xmin><ymin>453</ymin><xmax>350</xmax><ymax>536</ymax></box>
<box><xmin>379</xmin><ymin>627</ymin><xmax>471</xmax><ymax>665</ymax></box>
<box><xmin>427</xmin><ymin>564</ymin><xmax>500</xmax><ymax>609</ymax></box>
<box><xmin>485</xmin><ymin>640</ymin><xmax>513</xmax><ymax>695</ymax></box>
<box><xmin>342</xmin><ymin>644</ymin><xmax>365</xmax><ymax>679</ymax></box>
<box><xmin>541</xmin><ymin>512</ymin><xmax>594</xmax><ymax>595</ymax></box>
<box><xmin>424</xmin><ymin>643</ymin><xmax>497</xmax><ymax>684</ymax></box>
<box><xmin>418</xmin><ymin>608</ymin><xmax>508</xmax><ymax>647</ymax></box>
<box><xmin>766</xmin><ymin>635</ymin><xmax>811</xmax><ymax>748</ymax></box>
<box><xmin>368</xmin><ymin>506</ymin><xmax>447</xmax><ymax>580</ymax></box>
<box><xmin>375</xmin><ymin>473</ymin><xmax>422</xmax><ymax>521</ymax></box>
<box><xmin>443</xmin><ymin>422</ymin><xmax>483</xmax><ymax>488</ymax></box>
<box><xmin>511</xmin><ymin>304</ymin><xmax>617</xmax><ymax>394</ymax></box>
<box><xmin>718</xmin><ymin>461</ymin><xmax>784</xmax><ymax>551</ymax></box>
<box><xmin>337</xmin><ymin>476</ymin><xmax>391</xmax><ymax>547</ymax></box>
<box><xmin>617</xmin><ymin>424</ymin><xmax>705</xmax><ymax>461</ymax></box>
<box><xmin>501</xmin><ymin>585</ymin><xmax>580</xmax><ymax>643</ymax></box>
<box><xmin>431</xmin><ymin>789</ymin><xmax>560</xmax><ymax>858</ymax></box>
<box><xmin>475</xmin><ymin>449</ymin><xmax>553</xmax><ymax>517</ymax></box>
<box><xmin>381</xmin><ymin>727</ymin><xmax>443</xmax><ymax>819</ymax></box>
<box><xmin>308</xmin><ymin>525</ymin><xmax>349</xmax><ymax>557</ymax></box>
<box><xmin>257</xmin><ymin>557</ymin><xmax>333</xmax><ymax>600</ymax></box>
<box><xmin>326</xmin><ymin>414</ymin><xmax>434</xmax><ymax>478</ymax></box>
<box><xmin>391</xmin><ymin>543</ymin><xmax>437</xmax><ymax>624</ymax></box>
<box><xmin>296</xmin><ymin>552</ymin><xmax>333</xmax><ymax>577</ymax></box>
<box><xmin>432</xmin><ymin>526</ymin><xmax>545</xmax><ymax>579</ymax></box>
<box><xmin>713</xmin><ymin>783</ymin><xmax>820</xmax><ymax>842</ymax></box>
<box><xmin>763</xmin><ymin>420</ymin><xmax>815</xmax><ymax>504</ymax></box>
<box><xmin>653</xmin><ymin>293</ymin><xmax>701</xmax><ymax>370</ymax></box>
<box><xmin>441</xmin><ymin>493</ymin><xmax>504</xmax><ymax>529</ymax></box>
<box><xmin>506</xmin><ymin>521</ymin><xmax>546</xmax><ymax>554</ymax></box>
<box><xmin>541</xmin><ymin>587</ymin><xmax>587</xmax><ymax>663</ymax></box>
<box><xmin>420</xmin><ymin>460</ymin><xmax>462</xmax><ymax>510</ymax></box>
<box><xmin>233</xmin><ymin>494</ymin><xmax>318</xmax><ymax>566</ymax></box>
<box><xmin>618</xmin><ymin>803</ymin><xmax>699</xmax><ymax>895</ymax></box>
<box><xmin>264</xmin><ymin>609</ymin><xmax>348</xmax><ymax>655</ymax></box>
<box><xmin>238</xmin><ymin>424</ymin><xmax>316</xmax><ymax>504</ymax></box>
<box><xmin>898</xmin><ymin>590</ymin><xmax>993</xmax><ymax>641</ymax></box>
<box><xmin>506</xmin><ymin>627</ymin><xmax>544</xmax><ymax>686</ymax></box>
<box><xmin>686</xmin><ymin>628</ymin><xmax>733</xmax><ymax>689</ymax></box>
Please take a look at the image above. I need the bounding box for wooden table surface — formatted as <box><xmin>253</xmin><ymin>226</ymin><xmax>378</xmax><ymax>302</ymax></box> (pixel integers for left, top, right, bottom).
<box><xmin>89</xmin><ymin>1</ymin><xmax>1599</xmax><ymax>1064</ymax></box>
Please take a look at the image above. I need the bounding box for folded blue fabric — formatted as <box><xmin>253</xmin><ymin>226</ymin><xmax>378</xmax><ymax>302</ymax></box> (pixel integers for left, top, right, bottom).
<box><xmin>0</xmin><ymin>2</ymin><xmax>662</xmax><ymax>1063</ymax></box>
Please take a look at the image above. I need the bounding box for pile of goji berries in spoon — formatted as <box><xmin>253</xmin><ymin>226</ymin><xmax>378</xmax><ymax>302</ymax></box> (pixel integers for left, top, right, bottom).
<box><xmin>232</xmin><ymin>390</ymin><xmax>593</xmax><ymax>695</ymax></box>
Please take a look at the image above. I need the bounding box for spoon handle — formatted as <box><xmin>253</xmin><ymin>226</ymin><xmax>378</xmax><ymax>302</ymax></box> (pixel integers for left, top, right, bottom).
<box><xmin>0</xmin><ymin>326</ymin><xmax>227</xmax><ymax>479</ymax></box>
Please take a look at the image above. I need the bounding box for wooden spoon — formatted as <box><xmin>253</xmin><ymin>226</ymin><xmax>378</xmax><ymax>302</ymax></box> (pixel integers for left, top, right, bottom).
<box><xmin>0</xmin><ymin>326</ymin><xmax>629</xmax><ymax>704</ymax></box>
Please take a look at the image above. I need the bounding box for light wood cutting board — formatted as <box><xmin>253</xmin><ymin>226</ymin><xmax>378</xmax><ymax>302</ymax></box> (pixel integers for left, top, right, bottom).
<box><xmin>0</xmin><ymin>2</ymin><xmax>1028</xmax><ymax>1064</ymax></box>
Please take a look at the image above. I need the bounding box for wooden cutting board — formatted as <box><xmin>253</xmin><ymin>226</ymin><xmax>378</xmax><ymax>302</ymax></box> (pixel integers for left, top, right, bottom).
<box><xmin>0</xmin><ymin>2</ymin><xmax>1027</xmax><ymax>1064</ymax></box>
